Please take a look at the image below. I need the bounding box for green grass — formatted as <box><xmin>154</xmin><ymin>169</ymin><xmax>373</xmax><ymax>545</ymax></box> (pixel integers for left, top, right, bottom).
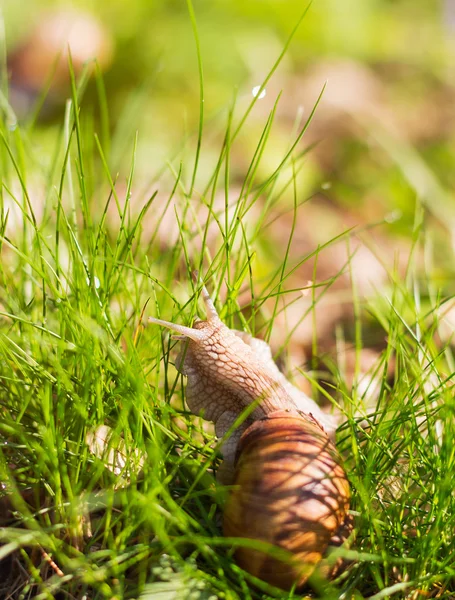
<box><xmin>1</xmin><ymin>7</ymin><xmax>455</xmax><ymax>600</ymax></box>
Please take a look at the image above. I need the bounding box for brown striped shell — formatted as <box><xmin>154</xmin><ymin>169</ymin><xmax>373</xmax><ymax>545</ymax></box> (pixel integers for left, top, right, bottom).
<box><xmin>223</xmin><ymin>410</ymin><xmax>351</xmax><ymax>590</ymax></box>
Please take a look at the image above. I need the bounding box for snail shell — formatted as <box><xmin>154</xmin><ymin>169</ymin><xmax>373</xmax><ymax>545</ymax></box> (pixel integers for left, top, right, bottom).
<box><xmin>223</xmin><ymin>410</ymin><xmax>351</xmax><ymax>590</ymax></box>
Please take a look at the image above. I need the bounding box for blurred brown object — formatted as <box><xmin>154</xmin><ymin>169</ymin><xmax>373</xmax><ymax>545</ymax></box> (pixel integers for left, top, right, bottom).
<box><xmin>301</xmin><ymin>59</ymin><xmax>455</xmax><ymax>149</ymax></box>
<box><xmin>8</xmin><ymin>9</ymin><xmax>114</xmax><ymax>114</ymax></box>
<box><xmin>267</xmin><ymin>221</ymin><xmax>394</xmax><ymax>350</ymax></box>
<box><xmin>434</xmin><ymin>299</ymin><xmax>455</xmax><ymax>345</ymax></box>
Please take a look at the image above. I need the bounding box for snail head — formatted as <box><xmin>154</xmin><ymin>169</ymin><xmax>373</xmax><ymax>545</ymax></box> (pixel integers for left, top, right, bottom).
<box><xmin>148</xmin><ymin>273</ymin><xmax>223</xmax><ymax>344</ymax></box>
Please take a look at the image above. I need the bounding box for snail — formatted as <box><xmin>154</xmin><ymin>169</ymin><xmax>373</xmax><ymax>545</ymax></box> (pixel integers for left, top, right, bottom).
<box><xmin>149</xmin><ymin>275</ymin><xmax>352</xmax><ymax>589</ymax></box>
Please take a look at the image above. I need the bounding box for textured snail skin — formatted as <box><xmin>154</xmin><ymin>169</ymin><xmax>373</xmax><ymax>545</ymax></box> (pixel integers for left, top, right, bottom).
<box><xmin>149</xmin><ymin>278</ymin><xmax>337</xmax><ymax>474</ymax></box>
<box><xmin>149</xmin><ymin>276</ymin><xmax>352</xmax><ymax>589</ymax></box>
<box><xmin>223</xmin><ymin>410</ymin><xmax>351</xmax><ymax>590</ymax></box>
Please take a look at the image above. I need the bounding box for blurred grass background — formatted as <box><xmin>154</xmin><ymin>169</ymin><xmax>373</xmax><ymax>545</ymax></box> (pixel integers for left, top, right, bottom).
<box><xmin>3</xmin><ymin>0</ymin><xmax>455</xmax><ymax>355</ymax></box>
<box><xmin>3</xmin><ymin>0</ymin><xmax>454</xmax><ymax>239</ymax></box>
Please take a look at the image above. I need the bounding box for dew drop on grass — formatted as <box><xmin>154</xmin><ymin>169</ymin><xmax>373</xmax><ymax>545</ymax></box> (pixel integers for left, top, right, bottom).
<box><xmin>252</xmin><ymin>85</ymin><xmax>266</xmax><ymax>99</ymax></box>
<box><xmin>86</xmin><ymin>276</ymin><xmax>101</xmax><ymax>289</ymax></box>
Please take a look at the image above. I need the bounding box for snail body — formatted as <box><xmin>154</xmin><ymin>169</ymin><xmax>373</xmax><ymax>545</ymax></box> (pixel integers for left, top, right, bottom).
<box><xmin>149</xmin><ymin>276</ymin><xmax>352</xmax><ymax>589</ymax></box>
